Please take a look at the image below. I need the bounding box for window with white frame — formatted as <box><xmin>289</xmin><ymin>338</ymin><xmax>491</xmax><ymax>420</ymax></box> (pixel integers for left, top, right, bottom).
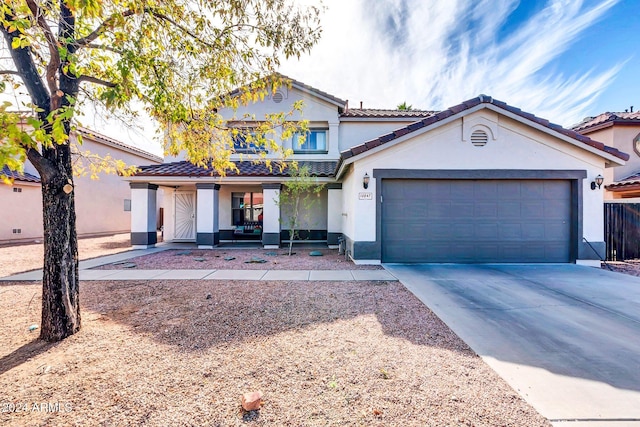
<box><xmin>232</xmin><ymin>130</ymin><xmax>266</xmax><ymax>154</ymax></box>
<box><xmin>293</xmin><ymin>129</ymin><xmax>328</xmax><ymax>153</ymax></box>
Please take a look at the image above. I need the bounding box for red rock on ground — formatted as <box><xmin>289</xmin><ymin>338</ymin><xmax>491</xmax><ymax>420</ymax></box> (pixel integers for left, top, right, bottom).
<box><xmin>241</xmin><ymin>391</ymin><xmax>263</xmax><ymax>411</ymax></box>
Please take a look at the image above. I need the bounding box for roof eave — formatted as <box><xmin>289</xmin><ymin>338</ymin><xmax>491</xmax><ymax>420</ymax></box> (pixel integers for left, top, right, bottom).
<box><xmin>484</xmin><ymin>104</ymin><xmax>627</xmax><ymax>166</ymax></box>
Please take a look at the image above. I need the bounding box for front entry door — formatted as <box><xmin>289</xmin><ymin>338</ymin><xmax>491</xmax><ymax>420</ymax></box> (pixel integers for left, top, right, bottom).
<box><xmin>175</xmin><ymin>191</ymin><xmax>196</xmax><ymax>241</ymax></box>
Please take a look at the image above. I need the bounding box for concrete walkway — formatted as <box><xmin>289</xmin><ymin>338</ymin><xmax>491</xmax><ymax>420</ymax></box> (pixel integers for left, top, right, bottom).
<box><xmin>0</xmin><ymin>245</ymin><xmax>397</xmax><ymax>282</ymax></box>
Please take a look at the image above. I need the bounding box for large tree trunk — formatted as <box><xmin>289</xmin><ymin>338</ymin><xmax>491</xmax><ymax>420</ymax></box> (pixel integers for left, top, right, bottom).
<box><xmin>39</xmin><ymin>160</ymin><xmax>80</xmax><ymax>341</ymax></box>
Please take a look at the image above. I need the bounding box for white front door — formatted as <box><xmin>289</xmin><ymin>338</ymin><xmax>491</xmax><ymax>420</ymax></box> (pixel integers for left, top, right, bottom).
<box><xmin>174</xmin><ymin>191</ymin><xmax>196</xmax><ymax>241</ymax></box>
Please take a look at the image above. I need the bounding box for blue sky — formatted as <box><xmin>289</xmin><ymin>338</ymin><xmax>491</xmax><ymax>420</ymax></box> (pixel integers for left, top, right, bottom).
<box><xmin>282</xmin><ymin>0</ymin><xmax>640</xmax><ymax>127</ymax></box>
<box><xmin>3</xmin><ymin>0</ymin><xmax>636</xmax><ymax>155</ymax></box>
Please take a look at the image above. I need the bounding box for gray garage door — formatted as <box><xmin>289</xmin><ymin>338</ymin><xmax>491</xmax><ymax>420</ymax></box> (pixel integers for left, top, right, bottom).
<box><xmin>381</xmin><ymin>179</ymin><xmax>572</xmax><ymax>263</ymax></box>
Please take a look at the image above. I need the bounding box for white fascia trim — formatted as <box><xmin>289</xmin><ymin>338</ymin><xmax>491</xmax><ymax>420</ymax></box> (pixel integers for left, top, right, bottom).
<box><xmin>291</xmin><ymin>82</ymin><xmax>346</xmax><ymax>109</ymax></box>
<box><xmin>483</xmin><ymin>104</ymin><xmax>626</xmax><ymax>167</ymax></box>
<box><xmin>125</xmin><ymin>176</ymin><xmax>338</xmax><ymax>185</ymax></box>
<box><xmin>339</xmin><ymin>117</ymin><xmax>429</xmax><ymax>123</ymax></box>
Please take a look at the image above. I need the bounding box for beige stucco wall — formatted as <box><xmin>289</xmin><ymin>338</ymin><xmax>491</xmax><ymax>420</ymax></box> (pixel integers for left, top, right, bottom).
<box><xmin>338</xmin><ymin>120</ymin><xmax>423</xmax><ymax>152</ymax></box>
<box><xmin>584</xmin><ymin>125</ymin><xmax>640</xmax><ymax>199</ymax></box>
<box><xmin>340</xmin><ymin>109</ymin><xmax>610</xmax><ymax>256</ymax></box>
<box><xmin>1</xmin><ymin>132</ymin><xmax>161</xmax><ymax>244</ymax></box>
<box><xmin>72</xmin><ymin>134</ymin><xmax>162</xmax><ymax>237</ymax></box>
<box><xmin>166</xmin><ymin>86</ymin><xmax>342</xmax><ymax>163</ymax></box>
<box><xmin>279</xmin><ymin>188</ymin><xmax>328</xmax><ymax>230</ymax></box>
<box><xmin>0</xmin><ymin>182</ymin><xmax>43</xmax><ymax>243</ymax></box>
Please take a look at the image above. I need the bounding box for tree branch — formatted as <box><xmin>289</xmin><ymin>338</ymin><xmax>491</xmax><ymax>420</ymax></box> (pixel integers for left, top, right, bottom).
<box><xmin>25</xmin><ymin>0</ymin><xmax>60</xmax><ymax>97</ymax></box>
<box><xmin>78</xmin><ymin>75</ymin><xmax>116</xmax><ymax>87</ymax></box>
<box><xmin>0</xmin><ymin>70</ymin><xmax>21</xmax><ymax>76</ymax></box>
<box><xmin>76</xmin><ymin>7</ymin><xmax>215</xmax><ymax>49</ymax></box>
<box><xmin>26</xmin><ymin>146</ymin><xmax>57</xmax><ymax>182</ymax></box>
<box><xmin>149</xmin><ymin>11</ymin><xmax>216</xmax><ymax>48</ymax></box>
<box><xmin>86</xmin><ymin>43</ymin><xmax>121</xmax><ymax>54</ymax></box>
<box><xmin>75</xmin><ymin>9</ymin><xmax>136</xmax><ymax>47</ymax></box>
<box><xmin>0</xmin><ymin>10</ymin><xmax>51</xmax><ymax>112</ymax></box>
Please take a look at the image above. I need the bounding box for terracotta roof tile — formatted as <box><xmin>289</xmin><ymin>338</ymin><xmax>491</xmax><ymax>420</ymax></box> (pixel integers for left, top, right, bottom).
<box><xmin>572</xmin><ymin>112</ymin><xmax>640</xmax><ymax>133</ymax></box>
<box><xmin>340</xmin><ymin>109</ymin><xmax>435</xmax><ymax>119</ymax></box>
<box><xmin>1</xmin><ymin>165</ymin><xmax>40</xmax><ymax>183</ymax></box>
<box><xmin>133</xmin><ymin>160</ymin><xmax>337</xmax><ymax>178</ymax></box>
<box><xmin>605</xmin><ymin>171</ymin><xmax>640</xmax><ymax>191</ymax></box>
<box><xmin>338</xmin><ymin>95</ymin><xmax>630</xmax><ymax>169</ymax></box>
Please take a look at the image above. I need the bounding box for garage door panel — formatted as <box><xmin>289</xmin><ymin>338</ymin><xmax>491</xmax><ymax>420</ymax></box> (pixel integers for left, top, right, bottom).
<box><xmin>450</xmin><ymin>202</ymin><xmax>476</xmax><ymax>218</ymax></box>
<box><xmin>521</xmin><ymin>201</ymin><xmax>545</xmax><ymax>218</ymax></box>
<box><xmin>476</xmin><ymin>224</ymin><xmax>499</xmax><ymax>239</ymax></box>
<box><xmin>498</xmin><ymin>202</ymin><xmax>522</xmax><ymax>218</ymax></box>
<box><xmin>474</xmin><ymin>202</ymin><xmax>498</xmax><ymax>218</ymax></box>
<box><xmin>382</xmin><ymin>179</ymin><xmax>572</xmax><ymax>263</ymax></box>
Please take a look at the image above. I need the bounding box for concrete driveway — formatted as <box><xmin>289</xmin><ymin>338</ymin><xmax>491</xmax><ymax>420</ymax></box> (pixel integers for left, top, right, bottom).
<box><xmin>384</xmin><ymin>264</ymin><xmax>640</xmax><ymax>427</ymax></box>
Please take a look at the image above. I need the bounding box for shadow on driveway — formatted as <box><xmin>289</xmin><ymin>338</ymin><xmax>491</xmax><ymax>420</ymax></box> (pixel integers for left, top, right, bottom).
<box><xmin>384</xmin><ymin>263</ymin><xmax>640</xmax><ymax>421</ymax></box>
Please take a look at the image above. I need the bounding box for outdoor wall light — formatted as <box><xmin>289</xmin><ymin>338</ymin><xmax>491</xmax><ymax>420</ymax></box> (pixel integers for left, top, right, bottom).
<box><xmin>363</xmin><ymin>173</ymin><xmax>370</xmax><ymax>189</ymax></box>
<box><xmin>591</xmin><ymin>174</ymin><xmax>604</xmax><ymax>190</ymax></box>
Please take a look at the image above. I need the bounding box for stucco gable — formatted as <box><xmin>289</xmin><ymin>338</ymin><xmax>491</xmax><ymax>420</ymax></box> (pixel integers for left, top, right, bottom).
<box><xmin>337</xmin><ymin>95</ymin><xmax>629</xmax><ymax>177</ymax></box>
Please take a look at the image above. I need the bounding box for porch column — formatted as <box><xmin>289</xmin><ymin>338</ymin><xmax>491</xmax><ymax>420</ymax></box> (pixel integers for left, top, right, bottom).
<box><xmin>130</xmin><ymin>183</ymin><xmax>158</xmax><ymax>248</ymax></box>
<box><xmin>262</xmin><ymin>183</ymin><xmax>281</xmax><ymax>248</ymax></box>
<box><xmin>196</xmin><ymin>183</ymin><xmax>220</xmax><ymax>248</ymax></box>
<box><xmin>327</xmin><ymin>183</ymin><xmax>343</xmax><ymax>248</ymax></box>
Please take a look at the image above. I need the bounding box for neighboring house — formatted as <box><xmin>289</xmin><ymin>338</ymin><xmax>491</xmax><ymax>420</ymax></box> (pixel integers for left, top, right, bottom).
<box><xmin>572</xmin><ymin>111</ymin><xmax>640</xmax><ymax>200</ymax></box>
<box><xmin>126</xmin><ymin>77</ymin><xmax>628</xmax><ymax>265</ymax></box>
<box><xmin>0</xmin><ymin>127</ymin><xmax>163</xmax><ymax>244</ymax></box>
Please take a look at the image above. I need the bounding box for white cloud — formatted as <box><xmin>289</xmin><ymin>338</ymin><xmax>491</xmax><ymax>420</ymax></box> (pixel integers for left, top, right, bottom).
<box><xmin>281</xmin><ymin>0</ymin><xmax>622</xmax><ymax>126</ymax></box>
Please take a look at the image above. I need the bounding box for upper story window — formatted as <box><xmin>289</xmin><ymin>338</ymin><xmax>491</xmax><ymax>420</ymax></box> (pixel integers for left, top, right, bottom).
<box><xmin>232</xmin><ymin>130</ymin><xmax>266</xmax><ymax>154</ymax></box>
<box><xmin>294</xmin><ymin>129</ymin><xmax>328</xmax><ymax>153</ymax></box>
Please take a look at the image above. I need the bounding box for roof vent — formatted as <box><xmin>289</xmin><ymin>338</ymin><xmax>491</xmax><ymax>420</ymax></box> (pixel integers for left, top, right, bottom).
<box><xmin>272</xmin><ymin>92</ymin><xmax>284</xmax><ymax>103</ymax></box>
<box><xmin>470</xmin><ymin>130</ymin><xmax>488</xmax><ymax>147</ymax></box>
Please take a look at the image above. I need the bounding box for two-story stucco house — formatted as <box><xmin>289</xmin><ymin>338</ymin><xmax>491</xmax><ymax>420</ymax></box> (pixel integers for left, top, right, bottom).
<box><xmin>126</xmin><ymin>77</ymin><xmax>628</xmax><ymax>265</ymax></box>
<box><xmin>572</xmin><ymin>111</ymin><xmax>640</xmax><ymax>200</ymax></box>
<box><xmin>1</xmin><ymin>127</ymin><xmax>163</xmax><ymax>244</ymax></box>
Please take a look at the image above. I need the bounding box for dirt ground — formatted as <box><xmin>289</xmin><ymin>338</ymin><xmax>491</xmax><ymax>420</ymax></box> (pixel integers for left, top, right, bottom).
<box><xmin>0</xmin><ymin>279</ymin><xmax>550</xmax><ymax>426</ymax></box>
<box><xmin>603</xmin><ymin>260</ymin><xmax>640</xmax><ymax>276</ymax></box>
<box><xmin>0</xmin><ymin>233</ymin><xmax>131</xmax><ymax>277</ymax></box>
<box><xmin>95</xmin><ymin>248</ymin><xmax>382</xmax><ymax>271</ymax></box>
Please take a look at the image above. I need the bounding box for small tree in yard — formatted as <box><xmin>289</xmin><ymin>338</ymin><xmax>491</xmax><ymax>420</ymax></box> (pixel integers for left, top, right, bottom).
<box><xmin>0</xmin><ymin>1</ymin><xmax>321</xmax><ymax>342</ymax></box>
<box><xmin>279</xmin><ymin>164</ymin><xmax>325</xmax><ymax>256</ymax></box>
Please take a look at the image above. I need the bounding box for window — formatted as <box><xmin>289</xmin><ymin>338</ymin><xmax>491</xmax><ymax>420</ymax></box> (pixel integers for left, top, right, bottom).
<box><xmin>13</xmin><ymin>187</ymin><xmax>22</xmax><ymax>193</ymax></box>
<box><xmin>124</xmin><ymin>199</ymin><xmax>131</xmax><ymax>211</ymax></box>
<box><xmin>294</xmin><ymin>129</ymin><xmax>328</xmax><ymax>153</ymax></box>
<box><xmin>231</xmin><ymin>192</ymin><xmax>264</xmax><ymax>226</ymax></box>
<box><xmin>232</xmin><ymin>131</ymin><xmax>266</xmax><ymax>154</ymax></box>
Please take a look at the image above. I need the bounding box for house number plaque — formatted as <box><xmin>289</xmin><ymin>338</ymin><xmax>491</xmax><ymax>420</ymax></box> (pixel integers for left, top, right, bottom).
<box><xmin>358</xmin><ymin>192</ymin><xmax>373</xmax><ymax>200</ymax></box>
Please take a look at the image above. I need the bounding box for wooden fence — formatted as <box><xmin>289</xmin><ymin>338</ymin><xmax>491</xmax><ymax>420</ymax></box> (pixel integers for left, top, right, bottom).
<box><xmin>604</xmin><ymin>203</ymin><xmax>640</xmax><ymax>261</ymax></box>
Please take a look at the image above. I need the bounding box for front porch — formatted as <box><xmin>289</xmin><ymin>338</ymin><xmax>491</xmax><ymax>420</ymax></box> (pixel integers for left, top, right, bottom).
<box><xmin>129</xmin><ymin>182</ymin><xmax>343</xmax><ymax>249</ymax></box>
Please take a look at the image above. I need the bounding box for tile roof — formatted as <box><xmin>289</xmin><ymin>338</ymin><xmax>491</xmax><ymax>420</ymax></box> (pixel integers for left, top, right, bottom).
<box><xmin>338</xmin><ymin>95</ymin><xmax>630</xmax><ymax>167</ymax></box>
<box><xmin>605</xmin><ymin>171</ymin><xmax>640</xmax><ymax>191</ymax></box>
<box><xmin>340</xmin><ymin>109</ymin><xmax>436</xmax><ymax>119</ymax></box>
<box><xmin>134</xmin><ymin>160</ymin><xmax>338</xmax><ymax>178</ymax></box>
<box><xmin>571</xmin><ymin>112</ymin><xmax>640</xmax><ymax>133</ymax></box>
<box><xmin>76</xmin><ymin>127</ymin><xmax>163</xmax><ymax>163</ymax></box>
<box><xmin>1</xmin><ymin>165</ymin><xmax>40</xmax><ymax>183</ymax></box>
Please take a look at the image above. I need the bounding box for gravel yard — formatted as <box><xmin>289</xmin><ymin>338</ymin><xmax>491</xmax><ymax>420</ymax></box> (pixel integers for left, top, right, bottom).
<box><xmin>0</xmin><ymin>233</ymin><xmax>131</xmax><ymax>277</ymax></box>
<box><xmin>7</xmin><ymin>236</ymin><xmax>640</xmax><ymax>425</ymax></box>
<box><xmin>94</xmin><ymin>248</ymin><xmax>383</xmax><ymax>271</ymax></box>
<box><xmin>0</xmin><ymin>279</ymin><xmax>550</xmax><ymax>426</ymax></box>
<box><xmin>603</xmin><ymin>260</ymin><xmax>640</xmax><ymax>276</ymax></box>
